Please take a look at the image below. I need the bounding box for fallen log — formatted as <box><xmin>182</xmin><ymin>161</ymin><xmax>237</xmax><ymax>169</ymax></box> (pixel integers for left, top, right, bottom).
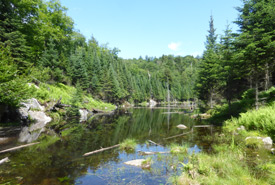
<box><xmin>193</xmin><ymin>125</ymin><xmax>213</xmax><ymax>128</ymax></box>
<box><xmin>0</xmin><ymin>157</ymin><xmax>9</xmax><ymax>165</ymax></box>
<box><xmin>164</xmin><ymin>131</ymin><xmax>193</xmax><ymax>140</ymax></box>
<box><xmin>83</xmin><ymin>144</ymin><xmax>120</xmax><ymax>157</ymax></box>
<box><xmin>49</xmin><ymin>97</ymin><xmax>71</xmax><ymax>111</ymax></box>
<box><xmin>0</xmin><ymin>142</ymin><xmax>40</xmax><ymax>154</ymax></box>
<box><xmin>148</xmin><ymin>140</ymin><xmax>163</xmax><ymax>147</ymax></box>
<box><xmin>138</xmin><ymin>151</ymin><xmax>170</xmax><ymax>155</ymax></box>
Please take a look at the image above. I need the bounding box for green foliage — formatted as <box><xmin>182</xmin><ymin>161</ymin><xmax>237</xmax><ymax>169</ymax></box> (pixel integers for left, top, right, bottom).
<box><xmin>0</xmin><ymin>46</ymin><xmax>33</xmax><ymax>107</ymax></box>
<box><xmin>170</xmin><ymin>144</ymin><xmax>189</xmax><ymax>155</ymax></box>
<box><xmin>225</xmin><ymin>103</ymin><xmax>275</xmax><ymax>140</ymax></box>
<box><xmin>34</xmin><ymin>83</ymin><xmax>115</xmax><ymax>111</ymax></box>
<box><xmin>141</xmin><ymin>157</ymin><xmax>153</xmax><ymax>169</ymax></box>
<box><xmin>34</xmin><ymin>135</ymin><xmax>60</xmax><ymax>150</ymax></box>
<box><xmin>119</xmin><ymin>138</ymin><xmax>137</xmax><ymax>151</ymax></box>
<box><xmin>245</xmin><ymin>137</ymin><xmax>263</xmax><ymax>149</ymax></box>
<box><xmin>177</xmin><ymin>150</ymin><xmax>267</xmax><ymax>185</ymax></box>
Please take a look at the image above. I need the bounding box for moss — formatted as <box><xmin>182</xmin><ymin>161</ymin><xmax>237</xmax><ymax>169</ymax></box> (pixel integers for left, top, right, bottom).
<box><xmin>34</xmin><ymin>83</ymin><xmax>116</xmax><ymax>111</ymax></box>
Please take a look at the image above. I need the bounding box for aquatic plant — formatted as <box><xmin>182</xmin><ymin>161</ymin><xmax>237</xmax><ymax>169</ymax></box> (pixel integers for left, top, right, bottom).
<box><xmin>119</xmin><ymin>138</ymin><xmax>137</xmax><ymax>151</ymax></box>
<box><xmin>141</xmin><ymin>157</ymin><xmax>153</xmax><ymax>169</ymax></box>
<box><xmin>170</xmin><ymin>144</ymin><xmax>189</xmax><ymax>155</ymax></box>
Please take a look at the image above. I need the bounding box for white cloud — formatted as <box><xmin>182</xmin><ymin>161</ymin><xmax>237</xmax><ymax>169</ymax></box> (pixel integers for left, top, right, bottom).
<box><xmin>168</xmin><ymin>42</ymin><xmax>181</xmax><ymax>51</ymax></box>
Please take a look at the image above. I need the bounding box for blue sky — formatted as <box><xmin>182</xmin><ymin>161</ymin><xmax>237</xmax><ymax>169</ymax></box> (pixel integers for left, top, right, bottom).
<box><xmin>60</xmin><ymin>0</ymin><xmax>242</xmax><ymax>59</ymax></box>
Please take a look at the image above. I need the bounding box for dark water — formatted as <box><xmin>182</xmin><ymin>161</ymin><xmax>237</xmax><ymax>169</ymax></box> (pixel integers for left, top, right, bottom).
<box><xmin>0</xmin><ymin>108</ymin><xmax>217</xmax><ymax>184</ymax></box>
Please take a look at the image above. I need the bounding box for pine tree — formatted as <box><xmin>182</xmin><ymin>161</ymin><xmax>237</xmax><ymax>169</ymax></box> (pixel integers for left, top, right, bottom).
<box><xmin>235</xmin><ymin>0</ymin><xmax>275</xmax><ymax>109</ymax></box>
<box><xmin>196</xmin><ymin>15</ymin><xmax>221</xmax><ymax>108</ymax></box>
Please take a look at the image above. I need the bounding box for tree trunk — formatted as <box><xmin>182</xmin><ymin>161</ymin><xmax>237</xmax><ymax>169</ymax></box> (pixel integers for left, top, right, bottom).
<box><xmin>210</xmin><ymin>90</ymin><xmax>213</xmax><ymax>109</ymax></box>
<box><xmin>249</xmin><ymin>76</ymin><xmax>253</xmax><ymax>89</ymax></box>
<box><xmin>255</xmin><ymin>74</ymin><xmax>259</xmax><ymax>110</ymax></box>
<box><xmin>264</xmin><ymin>63</ymin><xmax>270</xmax><ymax>91</ymax></box>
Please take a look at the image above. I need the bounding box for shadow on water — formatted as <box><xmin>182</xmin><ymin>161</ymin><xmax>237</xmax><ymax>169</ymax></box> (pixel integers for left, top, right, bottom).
<box><xmin>0</xmin><ymin>108</ymin><xmax>219</xmax><ymax>184</ymax></box>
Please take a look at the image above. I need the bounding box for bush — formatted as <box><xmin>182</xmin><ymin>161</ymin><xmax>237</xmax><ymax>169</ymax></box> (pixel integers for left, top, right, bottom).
<box><xmin>225</xmin><ymin>103</ymin><xmax>275</xmax><ymax>140</ymax></box>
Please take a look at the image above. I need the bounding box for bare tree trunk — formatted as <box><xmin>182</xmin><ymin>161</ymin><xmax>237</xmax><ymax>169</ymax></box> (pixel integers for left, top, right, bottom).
<box><xmin>255</xmin><ymin>74</ymin><xmax>259</xmax><ymax>110</ymax></box>
<box><xmin>210</xmin><ymin>89</ymin><xmax>213</xmax><ymax>109</ymax></box>
<box><xmin>249</xmin><ymin>76</ymin><xmax>253</xmax><ymax>89</ymax></box>
<box><xmin>264</xmin><ymin>63</ymin><xmax>270</xmax><ymax>91</ymax></box>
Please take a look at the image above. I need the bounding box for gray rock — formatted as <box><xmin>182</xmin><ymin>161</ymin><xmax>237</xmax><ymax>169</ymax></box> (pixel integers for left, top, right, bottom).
<box><xmin>124</xmin><ymin>159</ymin><xmax>145</xmax><ymax>167</ymax></box>
<box><xmin>177</xmin><ymin>124</ymin><xmax>187</xmax><ymax>129</ymax></box>
<box><xmin>149</xmin><ymin>99</ymin><xmax>157</xmax><ymax>108</ymax></box>
<box><xmin>79</xmin><ymin>109</ymin><xmax>93</xmax><ymax>122</ymax></box>
<box><xmin>245</xmin><ymin>136</ymin><xmax>273</xmax><ymax>149</ymax></box>
<box><xmin>18</xmin><ymin>98</ymin><xmax>45</xmax><ymax>121</ymax></box>
<box><xmin>18</xmin><ymin>100</ymin><xmax>52</xmax><ymax>143</ymax></box>
<box><xmin>237</xmin><ymin>126</ymin><xmax>245</xmax><ymax>131</ymax></box>
<box><xmin>262</xmin><ymin>137</ymin><xmax>273</xmax><ymax>146</ymax></box>
<box><xmin>21</xmin><ymin>98</ymin><xmax>45</xmax><ymax>111</ymax></box>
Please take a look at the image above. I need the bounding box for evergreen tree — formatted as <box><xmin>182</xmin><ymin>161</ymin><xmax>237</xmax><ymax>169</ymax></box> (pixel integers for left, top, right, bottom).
<box><xmin>235</xmin><ymin>0</ymin><xmax>275</xmax><ymax>109</ymax></box>
<box><xmin>196</xmin><ymin>15</ymin><xmax>221</xmax><ymax>108</ymax></box>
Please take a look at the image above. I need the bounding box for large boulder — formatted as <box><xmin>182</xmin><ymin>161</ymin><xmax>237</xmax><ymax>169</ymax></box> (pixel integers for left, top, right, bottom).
<box><xmin>79</xmin><ymin>109</ymin><xmax>93</xmax><ymax>122</ymax></box>
<box><xmin>149</xmin><ymin>99</ymin><xmax>157</xmax><ymax>108</ymax></box>
<box><xmin>18</xmin><ymin>99</ymin><xmax>52</xmax><ymax>143</ymax></box>
<box><xmin>245</xmin><ymin>136</ymin><xmax>273</xmax><ymax>149</ymax></box>
<box><xmin>18</xmin><ymin>98</ymin><xmax>45</xmax><ymax>122</ymax></box>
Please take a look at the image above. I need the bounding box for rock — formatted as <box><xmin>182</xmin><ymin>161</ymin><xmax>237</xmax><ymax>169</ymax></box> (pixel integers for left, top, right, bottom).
<box><xmin>18</xmin><ymin>110</ymin><xmax>52</xmax><ymax>143</ymax></box>
<box><xmin>271</xmin><ymin>148</ymin><xmax>275</xmax><ymax>155</ymax></box>
<box><xmin>79</xmin><ymin>109</ymin><xmax>93</xmax><ymax>122</ymax></box>
<box><xmin>262</xmin><ymin>137</ymin><xmax>273</xmax><ymax>146</ymax></box>
<box><xmin>124</xmin><ymin>159</ymin><xmax>145</xmax><ymax>167</ymax></box>
<box><xmin>79</xmin><ymin>109</ymin><xmax>88</xmax><ymax>122</ymax></box>
<box><xmin>149</xmin><ymin>99</ymin><xmax>157</xmax><ymax>108</ymax></box>
<box><xmin>21</xmin><ymin>98</ymin><xmax>45</xmax><ymax>111</ymax></box>
<box><xmin>18</xmin><ymin>98</ymin><xmax>45</xmax><ymax>122</ymax></box>
<box><xmin>237</xmin><ymin>126</ymin><xmax>245</xmax><ymax>131</ymax></box>
<box><xmin>245</xmin><ymin>136</ymin><xmax>273</xmax><ymax>149</ymax></box>
<box><xmin>177</xmin><ymin>124</ymin><xmax>187</xmax><ymax>129</ymax></box>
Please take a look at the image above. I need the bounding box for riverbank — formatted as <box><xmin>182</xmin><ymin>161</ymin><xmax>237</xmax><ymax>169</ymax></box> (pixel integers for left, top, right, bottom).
<box><xmin>173</xmin><ymin>97</ymin><xmax>275</xmax><ymax>184</ymax></box>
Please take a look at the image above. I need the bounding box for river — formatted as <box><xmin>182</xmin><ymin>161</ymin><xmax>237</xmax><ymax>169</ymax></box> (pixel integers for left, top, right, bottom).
<box><xmin>0</xmin><ymin>107</ymin><xmax>218</xmax><ymax>184</ymax></box>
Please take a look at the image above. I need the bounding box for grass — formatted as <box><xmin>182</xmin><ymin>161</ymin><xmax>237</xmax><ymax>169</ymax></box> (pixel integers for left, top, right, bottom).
<box><xmin>141</xmin><ymin>157</ymin><xmax>153</xmax><ymax>169</ymax></box>
<box><xmin>176</xmin><ymin>150</ymin><xmax>269</xmax><ymax>185</ymax></box>
<box><xmin>209</xmin><ymin>87</ymin><xmax>275</xmax><ymax>125</ymax></box>
<box><xmin>34</xmin><ymin>83</ymin><xmax>116</xmax><ymax>111</ymax></box>
<box><xmin>119</xmin><ymin>138</ymin><xmax>137</xmax><ymax>151</ymax></box>
<box><xmin>224</xmin><ymin>102</ymin><xmax>275</xmax><ymax>140</ymax></box>
<box><xmin>170</xmin><ymin>144</ymin><xmax>189</xmax><ymax>155</ymax></box>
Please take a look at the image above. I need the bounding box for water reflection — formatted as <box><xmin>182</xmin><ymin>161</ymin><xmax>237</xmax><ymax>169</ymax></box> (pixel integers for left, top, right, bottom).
<box><xmin>0</xmin><ymin>108</ymin><xmax>216</xmax><ymax>184</ymax></box>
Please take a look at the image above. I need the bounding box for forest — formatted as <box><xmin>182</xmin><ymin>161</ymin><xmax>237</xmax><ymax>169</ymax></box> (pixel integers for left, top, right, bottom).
<box><xmin>1</xmin><ymin>0</ymin><xmax>275</xmax><ymax>112</ymax></box>
<box><xmin>1</xmin><ymin>0</ymin><xmax>275</xmax><ymax>184</ymax></box>
<box><xmin>0</xmin><ymin>0</ymin><xmax>199</xmax><ymax>109</ymax></box>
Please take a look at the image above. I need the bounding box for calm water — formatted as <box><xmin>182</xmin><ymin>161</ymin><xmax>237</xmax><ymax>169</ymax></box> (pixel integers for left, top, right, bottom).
<box><xmin>0</xmin><ymin>108</ymin><xmax>218</xmax><ymax>184</ymax></box>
